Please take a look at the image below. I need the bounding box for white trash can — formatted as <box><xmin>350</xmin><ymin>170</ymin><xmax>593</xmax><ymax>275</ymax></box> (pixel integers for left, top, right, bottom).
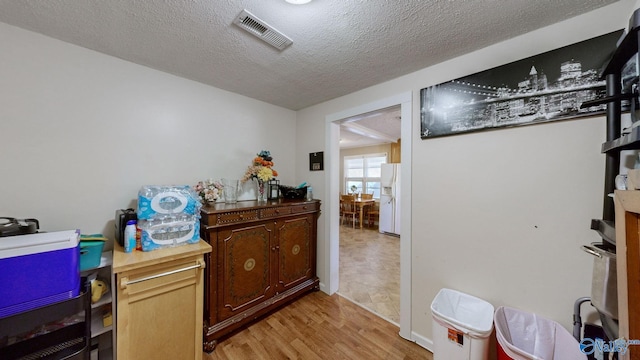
<box><xmin>430</xmin><ymin>288</ymin><xmax>495</xmax><ymax>360</ymax></box>
<box><xmin>494</xmin><ymin>306</ymin><xmax>586</xmax><ymax>360</ymax></box>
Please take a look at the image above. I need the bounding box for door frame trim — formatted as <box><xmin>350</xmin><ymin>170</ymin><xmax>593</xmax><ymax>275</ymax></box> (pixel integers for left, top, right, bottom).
<box><xmin>324</xmin><ymin>91</ymin><xmax>412</xmax><ymax>339</ymax></box>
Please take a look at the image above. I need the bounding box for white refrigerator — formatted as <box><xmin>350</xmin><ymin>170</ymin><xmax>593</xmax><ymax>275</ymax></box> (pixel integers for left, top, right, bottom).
<box><xmin>379</xmin><ymin>163</ymin><xmax>401</xmax><ymax>236</ymax></box>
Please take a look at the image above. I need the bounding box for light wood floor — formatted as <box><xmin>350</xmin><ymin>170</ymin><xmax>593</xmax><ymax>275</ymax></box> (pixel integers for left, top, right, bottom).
<box><xmin>203</xmin><ymin>291</ymin><xmax>432</xmax><ymax>360</ymax></box>
<box><xmin>338</xmin><ymin>223</ymin><xmax>401</xmax><ymax>324</ymax></box>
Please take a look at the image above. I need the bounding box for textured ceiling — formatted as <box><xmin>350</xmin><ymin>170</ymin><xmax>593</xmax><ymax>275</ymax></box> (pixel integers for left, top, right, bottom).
<box><xmin>339</xmin><ymin>106</ymin><xmax>402</xmax><ymax>149</ymax></box>
<box><xmin>0</xmin><ymin>0</ymin><xmax>620</xmax><ymax>148</ymax></box>
<box><xmin>0</xmin><ymin>0</ymin><xmax>618</xmax><ymax>112</ymax></box>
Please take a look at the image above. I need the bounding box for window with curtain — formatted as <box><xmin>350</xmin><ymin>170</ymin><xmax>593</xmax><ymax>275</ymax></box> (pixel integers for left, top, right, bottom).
<box><xmin>344</xmin><ymin>153</ymin><xmax>387</xmax><ymax>199</ymax></box>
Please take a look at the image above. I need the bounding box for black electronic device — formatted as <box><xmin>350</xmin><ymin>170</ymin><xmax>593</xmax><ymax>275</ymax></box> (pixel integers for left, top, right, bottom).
<box><xmin>115</xmin><ymin>209</ymin><xmax>137</xmax><ymax>246</ymax></box>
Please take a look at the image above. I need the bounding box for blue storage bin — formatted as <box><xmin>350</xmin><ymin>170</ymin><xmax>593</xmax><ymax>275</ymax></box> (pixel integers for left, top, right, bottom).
<box><xmin>0</xmin><ymin>230</ymin><xmax>81</xmax><ymax>318</ymax></box>
<box><xmin>79</xmin><ymin>240</ymin><xmax>105</xmax><ymax>271</ymax></box>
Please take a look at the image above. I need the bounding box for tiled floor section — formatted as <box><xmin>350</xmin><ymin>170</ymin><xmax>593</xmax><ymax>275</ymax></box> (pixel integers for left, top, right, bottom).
<box><xmin>338</xmin><ymin>224</ymin><xmax>401</xmax><ymax>324</ymax></box>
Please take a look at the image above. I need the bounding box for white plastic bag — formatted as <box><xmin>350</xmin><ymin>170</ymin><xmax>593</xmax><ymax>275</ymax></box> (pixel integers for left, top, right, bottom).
<box><xmin>494</xmin><ymin>306</ymin><xmax>586</xmax><ymax>360</ymax></box>
<box><xmin>431</xmin><ymin>288</ymin><xmax>494</xmax><ymax>360</ymax></box>
<box><xmin>431</xmin><ymin>288</ymin><xmax>494</xmax><ymax>338</ymax></box>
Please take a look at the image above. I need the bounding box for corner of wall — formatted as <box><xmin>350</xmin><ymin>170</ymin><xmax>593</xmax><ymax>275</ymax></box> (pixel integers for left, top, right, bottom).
<box><xmin>411</xmin><ymin>331</ymin><xmax>433</xmax><ymax>353</ymax></box>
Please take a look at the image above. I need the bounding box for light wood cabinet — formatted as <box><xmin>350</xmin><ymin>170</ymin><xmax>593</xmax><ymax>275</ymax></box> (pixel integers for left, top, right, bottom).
<box><xmin>200</xmin><ymin>199</ymin><xmax>320</xmax><ymax>352</ymax></box>
<box><xmin>614</xmin><ymin>190</ymin><xmax>640</xmax><ymax>360</ymax></box>
<box><xmin>113</xmin><ymin>240</ymin><xmax>211</xmax><ymax>360</ymax></box>
<box><xmin>390</xmin><ymin>138</ymin><xmax>401</xmax><ymax>163</ymax></box>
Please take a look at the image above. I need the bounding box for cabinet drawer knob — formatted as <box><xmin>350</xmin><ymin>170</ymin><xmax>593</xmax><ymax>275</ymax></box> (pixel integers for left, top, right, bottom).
<box><xmin>120</xmin><ymin>276</ymin><xmax>129</xmax><ymax>290</ymax></box>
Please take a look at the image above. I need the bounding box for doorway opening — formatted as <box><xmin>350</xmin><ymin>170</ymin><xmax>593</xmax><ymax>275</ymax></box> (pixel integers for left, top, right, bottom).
<box><xmin>325</xmin><ymin>92</ymin><xmax>412</xmax><ymax>339</ymax></box>
<box><xmin>336</xmin><ymin>106</ymin><xmax>402</xmax><ymax>324</ymax></box>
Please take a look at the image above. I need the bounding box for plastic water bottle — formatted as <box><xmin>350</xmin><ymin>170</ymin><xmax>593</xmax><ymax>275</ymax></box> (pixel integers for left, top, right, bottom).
<box><xmin>306</xmin><ymin>186</ymin><xmax>313</xmax><ymax>201</ymax></box>
<box><xmin>124</xmin><ymin>220</ymin><xmax>137</xmax><ymax>253</ymax></box>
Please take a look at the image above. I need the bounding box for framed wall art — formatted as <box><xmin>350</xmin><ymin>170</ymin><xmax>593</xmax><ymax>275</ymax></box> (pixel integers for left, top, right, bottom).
<box><xmin>420</xmin><ymin>30</ymin><xmax>624</xmax><ymax>139</ymax></box>
<box><xmin>309</xmin><ymin>152</ymin><xmax>324</xmax><ymax>171</ymax></box>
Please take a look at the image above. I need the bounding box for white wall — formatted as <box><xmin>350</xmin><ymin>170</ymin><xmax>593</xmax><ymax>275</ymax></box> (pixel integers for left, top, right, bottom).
<box><xmin>0</xmin><ymin>22</ymin><xmax>297</xmax><ymax>247</ymax></box>
<box><xmin>296</xmin><ymin>0</ymin><xmax>635</xmax><ymax>348</ymax></box>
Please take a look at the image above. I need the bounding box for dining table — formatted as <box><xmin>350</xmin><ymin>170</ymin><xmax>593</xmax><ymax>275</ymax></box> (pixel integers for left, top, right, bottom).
<box><xmin>352</xmin><ymin>198</ymin><xmax>375</xmax><ymax>229</ymax></box>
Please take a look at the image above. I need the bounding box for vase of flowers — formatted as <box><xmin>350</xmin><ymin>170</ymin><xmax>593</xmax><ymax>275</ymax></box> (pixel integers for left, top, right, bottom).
<box><xmin>242</xmin><ymin>150</ymin><xmax>278</xmax><ymax>203</ymax></box>
<box><xmin>193</xmin><ymin>179</ymin><xmax>224</xmax><ymax>204</ymax></box>
<box><xmin>255</xmin><ymin>180</ymin><xmax>266</xmax><ymax>203</ymax></box>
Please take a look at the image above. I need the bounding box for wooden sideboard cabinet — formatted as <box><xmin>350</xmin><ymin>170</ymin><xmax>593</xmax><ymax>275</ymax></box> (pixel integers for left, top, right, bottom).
<box><xmin>200</xmin><ymin>199</ymin><xmax>321</xmax><ymax>352</ymax></box>
<box><xmin>113</xmin><ymin>240</ymin><xmax>212</xmax><ymax>360</ymax></box>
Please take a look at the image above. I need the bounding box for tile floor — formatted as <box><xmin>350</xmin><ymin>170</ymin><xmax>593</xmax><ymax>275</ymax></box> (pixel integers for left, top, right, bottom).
<box><xmin>338</xmin><ymin>223</ymin><xmax>401</xmax><ymax>324</ymax></box>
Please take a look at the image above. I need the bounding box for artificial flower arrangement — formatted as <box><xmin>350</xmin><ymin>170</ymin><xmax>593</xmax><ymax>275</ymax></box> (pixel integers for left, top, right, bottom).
<box><xmin>241</xmin><ymin>150</ymin><xmax>278</xmax><ymax>183</ymax></box>
<box><xmin>193</xmin><ymin>179</ymin><xmax>224</xmax><ymax>203</ymax></box>
<box><xmin>242</xmin><ymin>150</ymin><xmax>278</xmax><ymax>202</ymax></box>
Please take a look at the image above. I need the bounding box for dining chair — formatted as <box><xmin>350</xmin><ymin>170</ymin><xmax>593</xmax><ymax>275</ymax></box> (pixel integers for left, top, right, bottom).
<box><xmin>340</xmin><ymin>194</ymin><xmax>358</xmax><ymax>228</ymax></box>
<box><xmin>367</xmin><ymin>201</ymin><xmax>380</xmax><ymax>228</ymax></box>
<box><xmin>357</xmin><ymin>193</ymin><xmax>374</xmax><ymax>223</ymax></box>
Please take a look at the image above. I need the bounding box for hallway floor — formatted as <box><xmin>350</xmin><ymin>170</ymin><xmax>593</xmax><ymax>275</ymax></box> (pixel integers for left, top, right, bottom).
<box><xmin>338</xmin><ymin>223</ymin><xmax>400</xmax><ymax>324</ymax></box>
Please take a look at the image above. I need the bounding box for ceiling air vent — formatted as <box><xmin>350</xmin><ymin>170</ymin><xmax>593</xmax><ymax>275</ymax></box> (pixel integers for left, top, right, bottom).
<box><xmin>233</xmin><ymin>9</ymin><xmax>293</xmax><ymax>50</ymax></box>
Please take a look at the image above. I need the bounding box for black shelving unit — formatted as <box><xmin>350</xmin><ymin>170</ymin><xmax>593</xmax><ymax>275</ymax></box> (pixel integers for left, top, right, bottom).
<box><xmin>590</xmin><ymin>218</ymin><xmax>616</xmax><ymax>247</ymax></box>
<box><xmin>0</xmin><ymin>280</ymin><xmax>91</xmax><ymax>360</ymax></box>
<box><xmin>584</xmin><ymin>7</ymin><xmax>640</xmax><ymax>343</ymax></box>
<box><xmin>601</xmin><ymin>125</ymin><xmax>640</xmax><ymax>152</ymax></box>
<box><xmin>588</xmin><ymin>10</ymin><xmax>640</xmax><ymax>244</ymax></box>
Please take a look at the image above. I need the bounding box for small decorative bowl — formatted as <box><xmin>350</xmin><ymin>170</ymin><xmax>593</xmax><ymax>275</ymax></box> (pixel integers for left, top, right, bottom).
<box><xmin>279</xmin><ymin>185</ymin><xmax>307</xmax><ymax>199</ymax></box>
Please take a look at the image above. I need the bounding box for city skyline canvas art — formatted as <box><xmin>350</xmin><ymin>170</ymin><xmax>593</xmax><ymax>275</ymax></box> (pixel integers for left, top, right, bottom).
<box><xmin>420</xmin><ymin>30</ymin><xmax>624</xmax><ymax>139</ymax></box>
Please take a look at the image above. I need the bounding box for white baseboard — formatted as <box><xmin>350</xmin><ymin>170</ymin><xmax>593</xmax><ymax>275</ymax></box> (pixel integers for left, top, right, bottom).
<box><xmin>410</xmin><ymin>331</ymin><xmax>434</xmax><ymax>353</ymax></box>
<box><xmin>319</xmin><ymin>281</ymin><xmax>329</xmax><ymax>294</ymax></box>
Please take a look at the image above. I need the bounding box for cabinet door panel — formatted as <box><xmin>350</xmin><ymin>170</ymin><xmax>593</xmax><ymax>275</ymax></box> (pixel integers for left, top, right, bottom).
<box><xmin>218</xmin><ymin>223</ymin><xmax>275</xmax><ymax>320</ymax></box>
<box><xmin>117</xmin><ymin>260</ymin><xmax>201</xmax><ymax>360</ymax></box>
<box><xmin>277</xmin><ymin>215</ymin><xmax>313</xmax><ymax>292</ymax></box>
